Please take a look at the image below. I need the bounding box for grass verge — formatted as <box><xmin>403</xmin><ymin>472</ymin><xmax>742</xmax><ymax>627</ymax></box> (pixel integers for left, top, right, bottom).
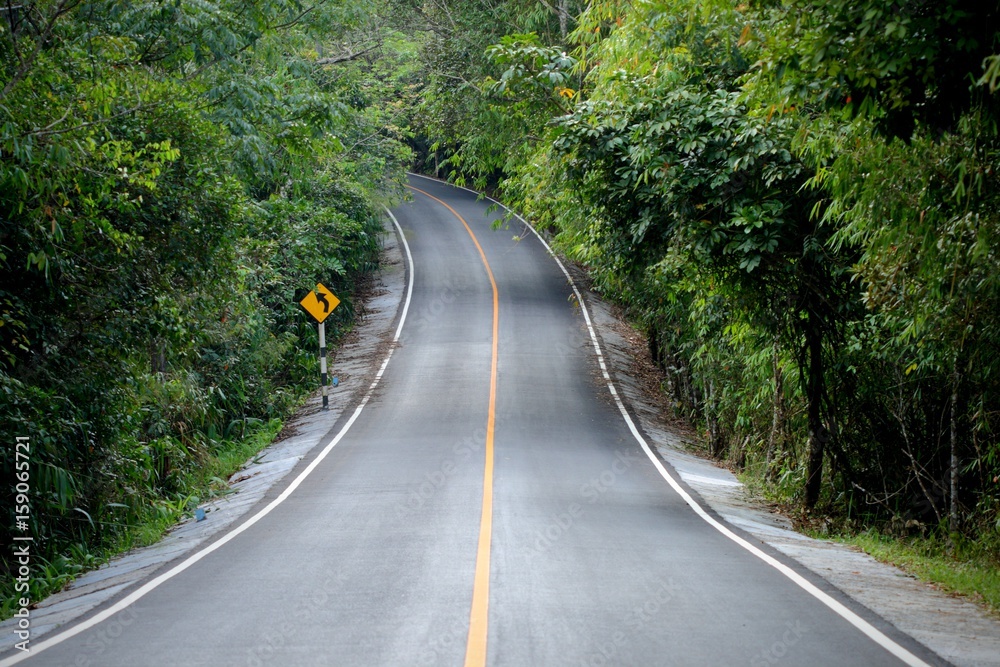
<box><xmin>836</xmin><ymin>529</ymin><xmax>1000</xmax><ymax>616</ymax></box>
<box><xmin>737</xmin><ymin>464</ymin><xmax>1000</xmax><ymax>617</ymax></box>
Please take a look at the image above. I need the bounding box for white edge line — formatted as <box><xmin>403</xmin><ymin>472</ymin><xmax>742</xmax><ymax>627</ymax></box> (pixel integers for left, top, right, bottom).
<box><xmin>0</xmin><ymin>209</ymin><xmax>415</xmax><ymax>667</ymax></box>
<box><xmin>386</xmin><ymin>208</ymin><xmax>414</xmax><ymax>345</ymax></box>
<box><xmin>407</xmin><ymin>172</ymin><xmax>932</xmax><ymax>667</ymax></box>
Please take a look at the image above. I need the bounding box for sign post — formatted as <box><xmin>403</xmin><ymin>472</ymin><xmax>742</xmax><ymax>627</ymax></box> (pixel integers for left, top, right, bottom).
<box><xmin>299</xmin><ymin>283</ymin><xmax>341</xmax><ymax>411</ymax></box>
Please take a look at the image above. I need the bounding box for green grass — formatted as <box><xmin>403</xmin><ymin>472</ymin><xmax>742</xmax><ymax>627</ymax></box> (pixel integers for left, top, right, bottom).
<box><xmin>115</xmin><ymin>417</ymin><xmax>286</xmax><ymax>554</ymax></box>
<box><xmin>736</xmin><ymin>459</ymin><xmax>1000</xmax><ymax>617</ymax></box>
<box><xmin>838</xmin><ymin>529</ymin><xmax>1000</xmax><ymax>615</ymax></box>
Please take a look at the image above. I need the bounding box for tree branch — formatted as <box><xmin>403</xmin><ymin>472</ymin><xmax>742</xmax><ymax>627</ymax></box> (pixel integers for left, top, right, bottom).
<box><xmin>267</xmin><ymin>4</ymin><xmax>318</xmax><ymax>32</ymax></box>
<box><xmin>315</xmin><ymin>42</ymin><xmax>381</xmax><ymax>66</ymax></box>
<box><xmin>31</xmin><ymin>102</ymin><xmax>161</xmax><ymax>139</ymax></box>
<box><xmin>0</xmin><ymin>0</ymin><xmax>84</xmax><ymax>103</ymax></box>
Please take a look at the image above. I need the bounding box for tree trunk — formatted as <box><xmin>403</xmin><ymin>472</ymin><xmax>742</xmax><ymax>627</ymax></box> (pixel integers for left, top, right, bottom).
<box><xmin>150</xmin><ymin>338</ymin><xmax>167</xmax><ymax>374</ymax></box>
<box><xmin>765</xmin><ymin>343</ymin><xmax>783</xmax><ymax>477</ymax></box>
<box><xmin>558</xmin><ymin>0</ymin><xmax>569</xmax><ymax>40</ymax></box>
<box><xmin>648</xmin><ymin>326</ymin><xmax>661</xmax><ymax>368</ymax></box>
<box><xmin>706</xmin><ymin>378</ymin><xmax>725</xmax><ymax>458</ymax></box>
<box><xmin>667</xmin><ymin>354</ymin><xmax>685</xmax><ymax>413</ymax></box>
<box><xmin>804</xmin><ymin>318</ymin><xmax>825</xmax><ymax>508</ymax></box>
<box><xmin>949</xmin><ymin>362</ymin><xmax>960</xmax><ymax>534</ymax></box>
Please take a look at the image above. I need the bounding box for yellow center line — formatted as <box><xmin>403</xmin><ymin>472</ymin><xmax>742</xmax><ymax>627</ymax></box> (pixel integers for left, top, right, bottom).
<box><xmin>407</xmin><ymin>185</ymin><xmax>498</xmax><ymax>667</ymax></box>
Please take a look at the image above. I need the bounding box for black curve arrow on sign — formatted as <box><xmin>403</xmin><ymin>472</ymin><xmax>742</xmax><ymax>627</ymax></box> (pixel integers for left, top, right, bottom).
<box><xmin>316</xmin><ymin>291</ymin><xmax>330</xmax><ymax>313</ymax></box>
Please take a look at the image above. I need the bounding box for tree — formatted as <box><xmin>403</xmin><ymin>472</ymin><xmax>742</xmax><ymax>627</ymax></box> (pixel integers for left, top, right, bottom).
<box><xmin>752</xmin><ymin>0</ymin><xmax>1000</xmax><ymax>529</ymax></box>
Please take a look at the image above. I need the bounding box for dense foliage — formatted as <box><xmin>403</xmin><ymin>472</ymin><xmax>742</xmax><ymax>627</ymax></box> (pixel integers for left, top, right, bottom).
<box><xmin>399</xmin><ymin>0</ymin><xmax>585</xmax><ymax>186</ymax></box>
<box><xmin>413</xmin><ymin>0</ymin><xmax>1000</xmax><ymax>547</ymax></box>
<box><xmin>1</xmin><ymin>0</ymin><xmax>411</xmax><ymax>608</ymax></box>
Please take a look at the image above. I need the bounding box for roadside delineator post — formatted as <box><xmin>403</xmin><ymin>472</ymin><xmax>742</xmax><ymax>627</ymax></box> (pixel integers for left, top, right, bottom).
<box><xmin>299</xmin><ymin>283</ymin><xmax>341</xmax><ymax>411</ymax></box>
<box><xmin>319</xmin><ymin>321</ymin><xmax>328</xmax><ymax>410</ymax></box>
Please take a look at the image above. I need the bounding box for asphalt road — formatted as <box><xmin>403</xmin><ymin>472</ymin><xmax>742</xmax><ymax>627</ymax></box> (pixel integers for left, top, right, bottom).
<box><xmin>5</xmin><ymin>175</ymin><xmax>943</xmax><ymax>666</ymax></box>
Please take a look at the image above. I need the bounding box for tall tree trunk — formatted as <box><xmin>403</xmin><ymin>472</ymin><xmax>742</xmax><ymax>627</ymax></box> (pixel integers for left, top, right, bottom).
<box><xmin>949</xmin><ymin>361</ymin><xmax>961</xmax><ymax>534</ymax></box>
<box><xmin>804</xmin><ymin>316</ymin><xmax>825</xmax><ymax>508</ymax></box>
<box><xmin>705</xmin><ymin>378</ymin><xmax>724</xmax><ymax>457</ymax></box>
<box><xmin>558</xmin><ymin>0</ymin><xmax>569</xmax><ymax>40</ymax></box>
<box><xmin>648</xmin><ymin>326</ymin><xmax>661</xmax><ymax>368</ymax></box>
<box><xmin>766</xmin><ymin>343</ymin><xmax>784</xmax><ymax>479</ymax></box>
<box><xmin>668</xmin><ymin>354</ymin><xmax>685</xmax><ymax>413</ymax></box>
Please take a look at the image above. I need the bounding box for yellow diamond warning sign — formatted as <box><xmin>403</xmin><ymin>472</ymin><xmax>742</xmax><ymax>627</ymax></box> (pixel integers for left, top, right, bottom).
<box><xmin>300</xmin><ymin>283</ymin><xmax>340</xmax><ymax>323</ymax></box>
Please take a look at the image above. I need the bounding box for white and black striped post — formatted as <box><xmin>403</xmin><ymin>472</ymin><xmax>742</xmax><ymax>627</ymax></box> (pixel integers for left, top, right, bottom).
<box><xmin>319</xmin><ymin>321</ymin><xmax>329</xmax><ymax>411</ymax></box>
<box><xmin>299</xmin><ymin>283</ymin><xmax>339</xmax><ymax>410</ymax></box>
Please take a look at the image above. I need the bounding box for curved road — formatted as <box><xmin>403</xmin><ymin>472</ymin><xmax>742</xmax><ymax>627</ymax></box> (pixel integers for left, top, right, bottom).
<box><xmin>4</xmin><ymin>175</ymin><xmax>942</xmax><ymax>666</ymax></box>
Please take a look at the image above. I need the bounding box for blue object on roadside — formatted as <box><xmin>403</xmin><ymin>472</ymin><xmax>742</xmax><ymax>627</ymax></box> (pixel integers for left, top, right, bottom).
<box><xmin>195</xmin><ymin>508</ymin><xmax>206</xmax><ymax>522</ymax></box>
<box><xmin>332</xmin><ymin>376</ymin><xmax>340</xmax><ymax>387</ymax></box>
